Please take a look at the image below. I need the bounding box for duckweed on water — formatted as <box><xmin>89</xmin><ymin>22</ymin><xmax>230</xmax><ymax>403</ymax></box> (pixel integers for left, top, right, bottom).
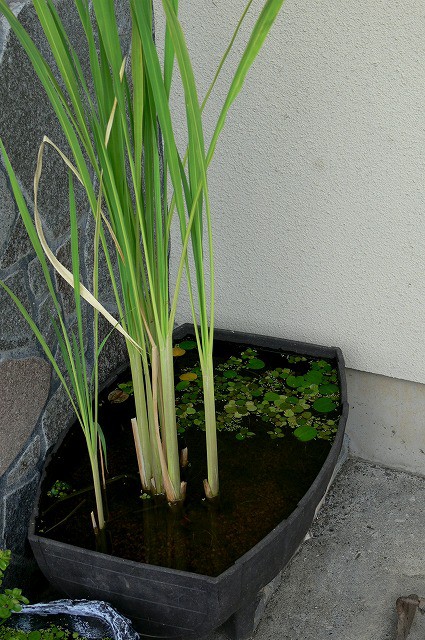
<box><xmin>47</xmin><ymin>481</ymin><xmax>73</xmax><ymax>500</ymax></box>
<box><xmin>172</xmin><ymin>345</ymin><xmax>341</xmax><ymax>444</ymax></box>
<box><xmin>108</xmin><ymin>344</ymin><xmax>341</xmax><ymax>444</ymax></box>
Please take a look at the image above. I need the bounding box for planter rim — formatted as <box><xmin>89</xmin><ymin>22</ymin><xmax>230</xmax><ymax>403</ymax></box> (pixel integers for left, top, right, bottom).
<box><xmin>29</xmin><ymin>325</ymin><xmax>348</xmax><ymax>584</ymax></box>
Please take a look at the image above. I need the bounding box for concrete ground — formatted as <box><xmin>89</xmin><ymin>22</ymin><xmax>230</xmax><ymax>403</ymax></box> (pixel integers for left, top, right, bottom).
<box><xmin>212</xmin><ymin>458</ymin><xmax>425</xmax><ymax>640</ymax></box>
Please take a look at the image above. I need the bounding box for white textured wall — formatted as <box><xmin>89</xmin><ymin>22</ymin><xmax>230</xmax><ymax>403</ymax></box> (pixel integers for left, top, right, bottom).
<box><xmin>168</xmin><ymin>0</ymin><xmax>425</xmax><ymax>384</ymax></box>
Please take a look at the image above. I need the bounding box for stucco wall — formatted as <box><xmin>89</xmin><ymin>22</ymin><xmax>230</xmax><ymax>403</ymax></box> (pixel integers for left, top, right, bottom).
<box><xmin>169</xmin><ymin>1</ymin><xmax>425</xmax><ymax>385</ymax></box>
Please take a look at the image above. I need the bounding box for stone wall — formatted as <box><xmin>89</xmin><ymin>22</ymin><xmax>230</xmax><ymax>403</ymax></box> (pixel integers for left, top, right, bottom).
<box><xmin>0</xmin><ymin>1</ymin><xmax>128</xmax><ymax>589</ymax></box>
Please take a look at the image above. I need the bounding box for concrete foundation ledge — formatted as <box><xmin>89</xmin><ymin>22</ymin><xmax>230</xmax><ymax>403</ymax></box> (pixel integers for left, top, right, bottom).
<box><xmin>346</xmin><ymin>368</ymin><xmax>425</xmax><ymax>478</ymax></box>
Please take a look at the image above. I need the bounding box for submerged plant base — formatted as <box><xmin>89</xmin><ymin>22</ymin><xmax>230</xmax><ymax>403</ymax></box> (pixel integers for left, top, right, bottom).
<box><xmin>36</xmin><ymin>336</ymin><xmax>341</xmax><ymax>578</ymax></box>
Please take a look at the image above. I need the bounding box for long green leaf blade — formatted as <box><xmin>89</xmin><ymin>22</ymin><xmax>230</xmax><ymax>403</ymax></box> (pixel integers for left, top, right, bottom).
<box><xmin>208</xmin><ymin>0</ymin><xmax>285</xmax><ymax>164</ymax></box>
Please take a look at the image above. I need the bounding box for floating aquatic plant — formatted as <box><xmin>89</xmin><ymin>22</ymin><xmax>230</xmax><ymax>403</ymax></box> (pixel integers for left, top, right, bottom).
<box><xmin>173</xmin><ymin>344</ymin><xmax>341</xmax><ymax>443</ymax></box>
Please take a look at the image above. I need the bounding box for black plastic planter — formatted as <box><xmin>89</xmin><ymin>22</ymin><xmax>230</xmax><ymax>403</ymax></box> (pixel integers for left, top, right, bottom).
<box><xmin>29</xmin><ymin>326</ymin><xmax>348</xmax><ymax>640</ymax></box>
<box><xmin>6</xmin><ymin>599</ymin><xmax>139</xmax><ymax>639</ymax></box>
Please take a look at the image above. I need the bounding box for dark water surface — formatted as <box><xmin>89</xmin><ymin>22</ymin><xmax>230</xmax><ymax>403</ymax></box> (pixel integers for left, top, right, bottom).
<box><xmin>36</xmin><ymin>338</ymin><xmax>337</xmax><ymax>577</ymax></box>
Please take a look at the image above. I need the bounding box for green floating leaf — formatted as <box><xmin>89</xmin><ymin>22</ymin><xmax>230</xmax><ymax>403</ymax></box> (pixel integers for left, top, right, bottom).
<box><xmin>313</xmin><ymin>397</ymin><xmax>337</xmax><ymax>413</ymax></box>
<box><xmin>248</xmin><ymin>358</ymin><xmax>265</xmax><ymax>370</ymax></box>
<box><xmin>264</xmin><ymin>391</ymin><xmax>280</xmax><ymax>402</ymax></box>
<box><xmin>223</xmin><ymin>370</ymin><xmax>238</xmax><ymax>379</ymax></box>
<box><xmin>294</xmin><ymin>425</ymin><xmax>318</xmax><ymax>442</ymax></box>
<box><xmin>176</xmin><ymin>381</ymin><xmax>190</xmax><ymax>391</ymax></box>
<box><xmin>268</xmin><ymin>426</ymin><xmax>284</xmax><ymax>439</ymax></box>
<box><xmin>304</xmin><ymin>370</ymin><xmax>323</xmax><ymax>385</ymax></box>
<box><xmin>118</xmin><ymin>381</ymin><xmax>134</xmax><ymax>394</ymax></box>
<box><xmin>286</xmin><ymin>375</ymin><xmax>305</xmax><ymax>388</ymax></box>
<box><xmin>318</xmin><ymin>383</ymin><xmax>339</xmax><ymax>395</ymax></box>
<box><xmin>186</xmin><ymin>407</ymin><xmax>196</xmax><ymax>415</ymax></box>
<box><xmin>179</xmin><ymin>340</ymin><xmax>197</xmax><ymax>350</ymax></box>
<box><xmin>317</xmin><ymin>360</ymin><xmax>333</xmax><ymax>371</ymax></box>
<box><xmin>293</xmin><ymin>405</ymin><xmax>305</xmax><ymax>414</ymax></box>
<box><xmin>180</xmin><ymin>372</ymin><xmax>197</xmax><ymax>381</ymax></box>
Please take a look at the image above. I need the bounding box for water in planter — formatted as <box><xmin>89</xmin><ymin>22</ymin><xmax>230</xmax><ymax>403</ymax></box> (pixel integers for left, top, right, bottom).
<box><xmin>35</xmin><ymin>337</ymin><xmax>341</xmax><ymax>577</ymax></box>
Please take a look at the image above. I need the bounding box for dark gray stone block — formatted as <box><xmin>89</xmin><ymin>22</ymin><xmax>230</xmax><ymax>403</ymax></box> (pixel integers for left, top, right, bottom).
<box><xmin>0</xmin><ymin>270</ymin><xmax>37</xmax><ymax>350</ymax></box>
<box><xmin>0</xmin><ymin>162</ymin><xmax>16</xmax><ymax>256</ymax></box>
<box><xmin>28</xmin><ymin>254</ymin><xmax>50</xmax><ymax>301</ymax></box>
<box><xmin>116</xmin><ymin>0</ymin><xmax>132</xmax><ymax>48</ymax></box>
<box><xmin>0</xmin><ymin>1</ymin><xmax>91</xmax><ymax>241</ymax></box>
<box><xmin>41</xmin><ymin>385</ymin><xmax>74</xmax><ymax>451</ymax></box>
<box><xmin>36</xmin><ymin>295</ymin><xmax>61</xmax><ymax>356</ymax></box>
<box><xmin>6</xmin><ymin>436</ymin><xmax>40</xmax><ymax>487</ymax></box>
<box><xmin>0</xmin><ymin>214</ymin><xmax>34</xmax><ymax>269</ymax></box>
<box><xmin>3</xmin><ymin>472</ymin><xmax>39</xmax><ymax>555</ymax></box>
<box><xmin>0</xmin><ymin>357</ymin><xmax>50</xmax><ymax>476</ymax></box>
<box><xmin>0</xmin><ymin>18</ymin><xmax>7</xmax><ymax>53</ymax></box>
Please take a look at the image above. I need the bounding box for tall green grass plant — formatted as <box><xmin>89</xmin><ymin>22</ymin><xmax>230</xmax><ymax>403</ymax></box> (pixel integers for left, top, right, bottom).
<box><xmin>0</xmin><ymin>0</ymin><xmax>284</xmax><ymax>512</ymax></box>
<box><xmin>0</xmin><ymin>144</ymin><xmax>108</xmax><ymax>537</ymax></box>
